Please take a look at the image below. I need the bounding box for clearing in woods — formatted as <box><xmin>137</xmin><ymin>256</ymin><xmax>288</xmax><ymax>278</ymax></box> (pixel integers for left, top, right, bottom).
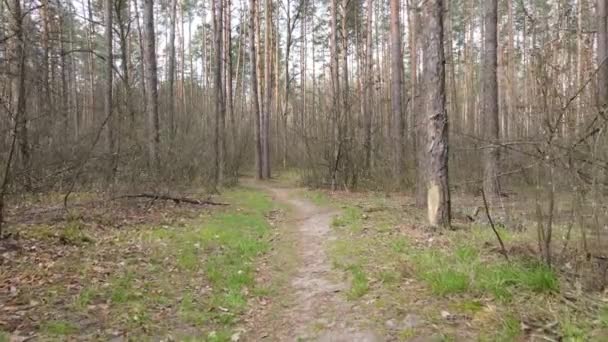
<box><xmin>2</xmin><ymin>179</ymin><xmax>605</xmax><ymax>341</ymax></box>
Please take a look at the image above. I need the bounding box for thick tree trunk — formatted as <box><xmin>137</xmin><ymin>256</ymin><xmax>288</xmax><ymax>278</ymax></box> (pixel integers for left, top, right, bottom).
<box><xmin>340</xmin><ymin>0</ymin><xmax>350</xmax><ymax>186</ymax></box>
<box><xmin>168</xmin><ymin>0</ymin><xmax>177</xmax><ymax>138</ymax></box>
<box><xmin>598</xmin><ymin>0</ymin><xmax>608</xmax><ymax>109</ymax></box>
<box><xmin>86</xmin><ymin>0</ymin><xmax>96</xmax><ymax>131</ymax></box>
<box><xmin>408</xmin><ymin>0</ymin><xmax>424</xmax><ymax>207</ymax></box>
<box><xmin>329</xmin><ymin>0</ymin><xmax>340</xmax><ymax>190</ymax></box>
<box><xmin>104</xmin><ymin>0</ymin><xmax>114</xmax><ymax>180</ymax></box>
<box><xmin>482</xmin><ymin>0</ymin><xmax>500</xmax><ymax>198</ymax></box>
<box><xmin>506</xmin><ymin>0</ymin><xmax>516</xmax><ymax>140</ymax></box>
<box><xmin>57</xmin><ymin>0</ymin><xmax>69</xmax><ymax>141</ymax></box>
<box><xmin>8</xmin><ymin>0</ymin><xmax>31</xmax><ymax>191</ymax></box>
<box><xmin>133</xmin><ymin>0</ymin><xmax>146</xmax><ymax>116</ymax></box>
<box><xmin>364</xmin><ymin>0</ymin><xmax>373</xmax><ymax>172</ymax></box>
<box><xmin>213</xmin><ymin>0</ymin><xmax>225</xmax><ymax>185</ymax></box>
<box><xmin>424</xmin><ymin>0</ymin><xmax>450</xmax><ymax>228</ymax></box>
<box><xmin>262</xmin><ymin>0</ymin><xmax>272</xmax><ymax>178</ymax></box>
<box><xmin>250</xmin><ymin>0</ymin><xmax>263</xmax><ymax>179</ymax></box>
<box><xmin>390</xmin><ymin>0</ymin><xmax>404</xmax><ymax>184</ymax></box>
<box><xmin>143</xmin><ymin>0</ymin><xmax>160</xmax><ymax>170</ymax></box>
<box><xmin>283</xmin><ymin>2</ymin><xmax>291</xmax><ymax>170</ymax></box>
<box><xmin>225</xmin><ymin>0</ymin><xmax>234</xmax><ymax>176</ymax></box>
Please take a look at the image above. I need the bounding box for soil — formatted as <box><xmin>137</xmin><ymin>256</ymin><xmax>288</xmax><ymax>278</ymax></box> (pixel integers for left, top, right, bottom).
<box><xmin>246</xmin><ymin>183</ymin><xmax>382</xmax><ymax>341</ymax></box>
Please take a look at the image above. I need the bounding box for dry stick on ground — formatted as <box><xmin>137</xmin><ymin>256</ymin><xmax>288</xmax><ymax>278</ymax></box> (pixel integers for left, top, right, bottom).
<box><xmin>113</xmin><ymin>193</ymin><xmax>229</xmax><ymax>206</ymax></box>
<box><xmin>481</xmin><ymin>188</ymin><xmax>509</xmax><ymax>261</ymax></box>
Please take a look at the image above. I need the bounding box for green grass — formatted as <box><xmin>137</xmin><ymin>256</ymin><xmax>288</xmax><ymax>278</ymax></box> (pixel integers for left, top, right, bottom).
<box><xmin>494</xmin><ymin>315</ymin><xmax>521</xmax><ymax>341</ymax></box>
<box><xmin>347</xmin><ymin>265</ymin><xmax>370</xmax><ymax>299</ymax></box>
<box><xmin>73</xmin><ymin>286</ymin><xmax>97</xmax><ymax>310</ymax></box>
<box><xmin>299</xmin><ymin>189</ymin><xmax>332</xmax><ymax>206</ymax></box>
<box><xmin>411</xmin><ymin>246</ymin><xmax>558</xmax><ymax>298</ymax></box>
<box><xmin>0</xmin><ymin>331</ymin><xmax>9</xmax><ymax>342</ymax></box>
<box><xmin>109</xmin><ymin>272</ymin><xmax>137</xmax><ymax>304</ymax></box>
<box><xmin>321</xmin><ymin>192</ymin><xmax>574</xmax><ymax>339</ymax></box>
<box><xmin>332</xmin><ymin>206</ymin><xmax>363</xmax><ymax>232</ymax></box>
<box><xmin>44</xmin><ymin>187</ymin><xmax>274</xmax><ymax>339</ymax></box>
<box><xmin>143</xmin><ymin>188</ymin><xmax>273</xmax><ymax>323</ymax></box>
<box><xmin>41</xmin><ymin>320</ymin><xmax>78</xmax><ymax>335</ymax></box>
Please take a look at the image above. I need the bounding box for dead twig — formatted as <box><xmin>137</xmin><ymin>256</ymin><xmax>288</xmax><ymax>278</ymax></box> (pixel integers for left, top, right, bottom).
<box><xmin>481</xmin><ymin>188</ymin><xmax>509</xmax><ymax>262</ymax></box>
<box><xmin>113</xmin><ymin>193</ymin><xmax>229</xmax><ymax>206</ymax></box>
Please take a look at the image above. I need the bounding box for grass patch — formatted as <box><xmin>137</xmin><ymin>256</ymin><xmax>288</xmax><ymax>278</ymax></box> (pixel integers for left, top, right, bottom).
<box><xmin>321</xmin><ymin>194</ymin><xmax>571</xmax><ymax>339</ymax></box>
<box><xmin>494</xmin><ymin>315</ymin><xmax>521</xmax><ymax>341</ymax></box>
<box><xmin>411</xmin><ymin>245</ymin><xmax>558</xmax><ymax>298</ymax></box>
<box><xmin>20</xmin><ymin>187</ymin><xmax>274</xmax><ymax>340</ymax></box>
<box><xmin>332</xmin><ymin>206</ymin><xmax>363</xmax><ymax>232</ymax></box>
<box><xmin>140</xmin><ymin>187</ymin><xmax>273</xmax><ymax>330</ymax></box>
<box><xmin>109</xmin><ymin>272</ymin><xmax>138</xmax><ymax>304</ymax></box>
<box><xmin>73</xmin><ymin>286</ymin><xmax>97</xmax><ymax>310</ymax></box>
<box><xmin>347</xmin><ymin>265</ymin><xmax>370</xmax><ymax>299</ymax></box>
<box><xmin>41</xmin><ymin>320</ymin><xmax>78</xmax><ymax>335</ymax></box>
<box><xmin>299</xmin><ymin>189</ymin><xmax>332</xmax><ymax>206</ymax></box>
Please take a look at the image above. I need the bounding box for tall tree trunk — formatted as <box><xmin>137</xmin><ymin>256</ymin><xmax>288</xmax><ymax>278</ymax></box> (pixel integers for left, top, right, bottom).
<box><xmin>300</xmin><ymin>0</ymin><xmax>307</xmax><ymax>137</ymax></box>
<box><xmin>143</xmin><ymin>0</ymin><xmax>160</xmax><ymax>169</ymax></box>
<box><xmin>225</xmin><ymin>0</ymin><xmax>235</xmax><ymax>176</ymax></box>
<box><xmin>483</xmin><ymin>0</ymin><xmax>500</xmax><ymax>198</ymax></box>
<box><xmin>104</xmin><ymin>0</ymin><xmax>114</xmax><ymax>180</ymax></box>
<box><xmin>598</xmin><ymin>0</ymin><xmax>608</xmax><ymax>110</ymax></box>
<box><xmin>364</xmin><ymin>0</ymin><xmax>373</xmax><ymax>172</ymax></box>
<box><xmin>250</xmin><ymin>0</ymin><xmax>263</xmax><ymax>179</ymax></box>
<box><xmin>390</xmin><ymin>0</ymin><xmax>404</xmax><ymax>184</ymax></box>
<box><xmin>329</xmin><ymin>0</ymin><xmax>340</xmax><ymax>190</ymax></box>
<box><xmin>283</xmin><ymin>1</ymin><xmax>291</xmax><ymax>170</ymax></box>
<box><xmin>408</xmin><ymin>0</ymin><xmax>425</xmax><ymax>207</ymax></box>
<box><xmin>340</xmin><ymin>0</ymin><xmax>350</xmax><ymax>186</ymax></box>
<box><xmin>133</xmin><ymin>0</ymin><xmax>147</xmax><ymax>118</ymax></box>
<box><xmin>117</xmin><ymin>0</ymin><xmax>135</xmax><ymax>129</ymax></box>
<box><xmin>506</xmin><ymin>0</ymin><xmax>516</xmax><ymax>140</ymax></box>
<box><xmin>41</xmin><ymin>0</ymin><xmax>52</xmax><ymax>139</ymax></box>
<box><xmin>86</xmin><ymin>0</ymin><xmax>96</xmax><ymax>131</ymax></box>
<box><xmin>262</xmin><ymin>0</ymin><xmax>272</xmax><ymax>178</ymax></box>
<box><xmin>213</xmin><ymin>0</ymin><xmax>225</xmax><ymax>185</ymax></box>
<box><xmin>168</xmin><ymin>0</ymin><xmax>177</xmax><ymax>139</ymax></box>
<box><xmin>57</xmin><ymin>0</ymin><xmax>69</xmax><ymax>141</ymax></box>
<box><xmin>424</xmin><ymin>0</ymin><xmax>450</xmax><ymax>228</ymax></box>
<box><xmin>8</xmin><ymin>0</ymin><xmax>31</xmax><ymax>191</ymax></box>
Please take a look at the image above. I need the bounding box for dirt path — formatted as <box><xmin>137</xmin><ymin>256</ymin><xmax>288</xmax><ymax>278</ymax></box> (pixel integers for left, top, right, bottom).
<box><xmin>248</xmin><ymin>183</ymin><xmax>382</xmax><ymax>341</ymax></box>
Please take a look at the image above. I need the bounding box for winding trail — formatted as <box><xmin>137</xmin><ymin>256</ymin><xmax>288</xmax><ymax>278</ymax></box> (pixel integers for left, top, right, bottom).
<box><xmin>248</xmin><ymin>183</ymin><xmax>381</xmax><ymax>342</ymax></box>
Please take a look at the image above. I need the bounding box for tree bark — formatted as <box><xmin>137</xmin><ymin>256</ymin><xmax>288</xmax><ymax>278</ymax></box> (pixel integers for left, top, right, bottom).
<box><xmin>364</xmin><ymin>0</ymin><xmax>373</xmax><ymax>172</ymax></box>
<box><xmin>8</xmin><ymin>0</ymin><xmax>31</xmax><ymax>191</ymax></box>
<box><xmin>168</xmin><ymin>0</ymin><xmax>177</xmax><ymax>139</ymax></box>
<box><xmin>225</xmin><ymin>0</ymin><xmax>235</xmax><ymax>176</ymax></box>
<box><xmin>482</xmin><ymin>0</ymin><xmax>500</xmax><ymax>198</ymax></box>
<box><xmin>598</xmin><ymin>0</ymin><xmax>608</xmax><ymax>110</ymax></box>
<box><xmin>250</xmin><ymin>0</ymin><xmax>263</xmax><ymax>179</ymax></box>
<box><xmin>390</xmin><ymin>0</ymin><xmax>404</xmax><ymax>184</ymax></box>
<box><xmin>424</xmin><ymin>0</ymin><xmax>450</xmax><ymax>228</ymax></box>
<box><xmin>104</xmin><ymin>0</ymin><xmax>115</xmax><ymax>180</ymax></box>
<box><xmin>262</xmin><ymin>0</ymin><xmax>272</xmax><ymax>178</ymax></box>
<box><xmin>408</xmin><ymin>0</ymin><xmax>425</xmax><ymax>207</ymax></box>
<box><xmin>143</xmin><ymin>0</ymin><xmax>160</xmax><ymax>170</ymax></box>
<box><xmin>329</xmin><ymin>0</ymin><xmax>340</xmax><ymax>190</ymax></box>
<box><xmin>213</xmin><ymin>0</ymin><xmax>226</xmax><ymax>185</ymax></box>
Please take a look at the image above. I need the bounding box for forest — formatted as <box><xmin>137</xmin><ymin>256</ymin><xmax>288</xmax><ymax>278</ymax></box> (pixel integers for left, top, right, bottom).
<box><xmin>1</xmin><ymin>0</ymin><xmax>608</xmax><ymax>340</ymax></box>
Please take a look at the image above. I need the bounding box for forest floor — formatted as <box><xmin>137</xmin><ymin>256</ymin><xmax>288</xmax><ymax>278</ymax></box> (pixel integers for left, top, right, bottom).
<box><xmin>1</xmin><ymin>176</ymin><xmax>608</xmax><ymax>341</ymax></box>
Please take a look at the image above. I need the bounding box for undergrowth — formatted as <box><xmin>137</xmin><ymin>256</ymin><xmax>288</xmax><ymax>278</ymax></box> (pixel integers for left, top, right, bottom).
<box><xmin>15</xmin><ymin>187</ymin><xmax>274</xmax><ymax>340</ymax></box>
<box><xmin>327</xmin><ymin>192</ymin><xmax>600</xmax><ymax>340</ymax></box>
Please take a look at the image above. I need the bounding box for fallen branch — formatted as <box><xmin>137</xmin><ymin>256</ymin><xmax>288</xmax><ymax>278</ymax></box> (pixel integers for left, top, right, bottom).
<box><xmin>481</xmin><ymin>188</ymin><xmax>509</xmax><ymax>262</ymax></box>
<box><xmin>113</xmin><ymin>193</ymin><xmax>229</xmax><ymax>206</ymax></box>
